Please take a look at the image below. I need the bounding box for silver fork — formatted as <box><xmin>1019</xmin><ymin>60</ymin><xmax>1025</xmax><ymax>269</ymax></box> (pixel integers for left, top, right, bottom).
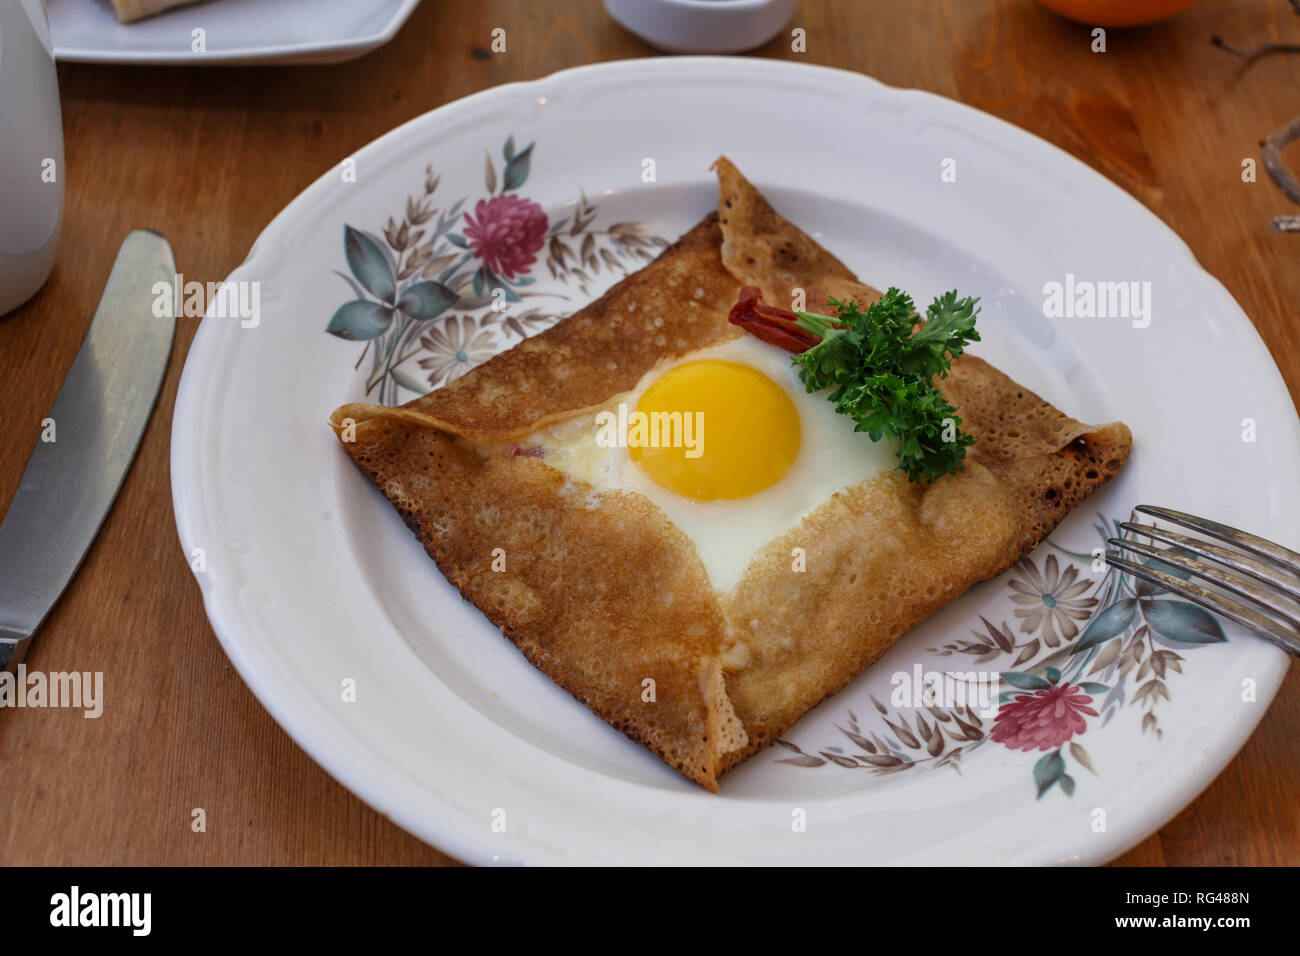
<box><xmin>1104</xmin><ymin>505</ymin><xmax>1300</xmax><ymax>656</ymax></box>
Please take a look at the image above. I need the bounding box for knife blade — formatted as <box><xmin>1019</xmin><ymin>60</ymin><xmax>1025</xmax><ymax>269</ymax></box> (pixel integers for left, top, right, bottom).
<box><xmin>0</xmin><ymin>230</ymin><xmax>176</xmax><ymax>671</ymax></box>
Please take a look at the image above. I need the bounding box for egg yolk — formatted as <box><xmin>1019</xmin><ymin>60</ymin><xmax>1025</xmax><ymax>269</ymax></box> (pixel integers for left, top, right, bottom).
<box><xmin>629</xmin><ymin>360</ymin><xmax>801</xmax><ymax>500</ymax></box>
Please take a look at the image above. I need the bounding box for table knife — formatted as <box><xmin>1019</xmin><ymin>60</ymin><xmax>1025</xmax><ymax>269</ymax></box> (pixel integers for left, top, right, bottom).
<box><xmin>0</xmin><ymin>230</ymin><xmax>176</xmax><ymax>671</ymax></box>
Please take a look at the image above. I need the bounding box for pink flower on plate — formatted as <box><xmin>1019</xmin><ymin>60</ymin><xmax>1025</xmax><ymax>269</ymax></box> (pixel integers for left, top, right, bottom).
<box><xmin>991</xmin><ymin>682</ymin><xmax>1099</xmax><ymax>752</ymax></box>
<box><xmin>462</xmin><ymin>194</ymin><xmax>548</xmax><ymax>279</ymax></box>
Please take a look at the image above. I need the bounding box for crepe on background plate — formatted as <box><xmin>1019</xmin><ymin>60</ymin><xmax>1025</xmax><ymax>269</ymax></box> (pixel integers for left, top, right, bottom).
<box><xmin>110</xmin><ymin>0</ymin><xmax>205</xmax><ymax>22</ymax></box>
<box><xmin>329</xmin><ymin>158</ymin><xmax>1132</xmax><ymax>791</ymax></box>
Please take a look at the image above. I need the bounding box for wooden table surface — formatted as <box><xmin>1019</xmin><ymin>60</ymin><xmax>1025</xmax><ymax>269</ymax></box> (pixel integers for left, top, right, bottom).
<box><xmin>1</xmin><ymin>0</ymin><xmax>1296</xmax><ymax>866</ymax></box>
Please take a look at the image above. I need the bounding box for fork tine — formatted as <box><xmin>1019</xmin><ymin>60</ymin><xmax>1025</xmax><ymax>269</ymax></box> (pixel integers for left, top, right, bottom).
<box><xmin>1108</xmin><ymin>537</ymin><xmax>1299</xmax><ymax>626</ymax></box>
<box><xmin>1104</xmin><ymin>552</ymin><xmax>1300</xmax><ymax>655</ymax></box>
<box><xmin>1134</xmin><ymin>505</ymin><xmax>1300</xmax><ymax>572</ymax></box>
<box><xmin>1120</xmin><ymin>522</ymin><xmax>1300</xmax><ymax>604</ymax></box>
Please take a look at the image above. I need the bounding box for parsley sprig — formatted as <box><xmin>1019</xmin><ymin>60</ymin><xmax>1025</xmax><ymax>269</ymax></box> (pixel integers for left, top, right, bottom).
<box><xmin>793</xmin><ymin>289</ymin><xmax>981</xmax><ymax>482</ymax></box>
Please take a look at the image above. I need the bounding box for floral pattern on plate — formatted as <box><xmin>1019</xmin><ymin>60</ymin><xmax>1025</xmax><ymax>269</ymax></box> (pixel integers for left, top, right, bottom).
<box><xmin>775</xmin><ymin>513</ymin><xmax>1229</xmax><ymax>798</ymax></box>
<box><xmin>324</xmin><ymin>135</ymin><xmax>669</xmax><ymax>406</ymax></box>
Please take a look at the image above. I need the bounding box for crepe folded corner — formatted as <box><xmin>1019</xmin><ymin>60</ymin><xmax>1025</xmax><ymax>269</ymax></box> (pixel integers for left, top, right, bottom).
<box><xmin>330</xmin><ymin>157</ymin><xmax>1132</xmax><ymax>791</ymax></box>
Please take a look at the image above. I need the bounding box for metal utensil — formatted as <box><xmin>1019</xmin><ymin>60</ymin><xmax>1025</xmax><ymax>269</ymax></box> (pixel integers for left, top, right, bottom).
<box><xmin>0</xmin><ymin>230</ymin><xmax>175</xmax><ymax>671</ymax></box>
<box><xmin>1105</xmin><ymin>505</ymin><xmax>1300</xmax><ymax>656</ymax></box>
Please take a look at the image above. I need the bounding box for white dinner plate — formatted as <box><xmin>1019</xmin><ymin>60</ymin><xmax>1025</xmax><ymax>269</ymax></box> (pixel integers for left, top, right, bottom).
<box><xmin>49</xmin><ymin>0</ymin><xmax>420</xmax><ymax>65</ymax></box>
<box><xmin>172</xmin><ymin>57</ymin><xmax>1300</xmax><ymax>865</ymax></box>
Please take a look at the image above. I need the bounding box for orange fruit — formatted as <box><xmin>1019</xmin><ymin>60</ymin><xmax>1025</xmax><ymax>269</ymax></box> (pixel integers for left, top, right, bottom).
<box><xmin>1035</xmin><ymin>0</ymin><xmax>1199</xmax><ymax>28</ymax></box>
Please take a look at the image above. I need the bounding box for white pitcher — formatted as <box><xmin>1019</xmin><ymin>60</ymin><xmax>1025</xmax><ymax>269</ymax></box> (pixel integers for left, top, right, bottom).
<box><xmin>0</xmin><ymin>0</ymin><xmax>64</xmax><ymax>317</ymax></box>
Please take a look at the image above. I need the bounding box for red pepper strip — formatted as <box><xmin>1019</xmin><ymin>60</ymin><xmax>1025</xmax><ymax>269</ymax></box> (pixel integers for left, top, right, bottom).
<box><xmin>727</xmin><ymin>286</ymin><xmax>823</xmax><ymax>354</ymax></box>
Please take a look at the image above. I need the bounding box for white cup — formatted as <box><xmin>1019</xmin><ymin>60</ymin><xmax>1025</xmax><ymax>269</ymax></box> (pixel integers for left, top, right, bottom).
<box><xmin>604</xmin><ymin>0</ymin><xmax>797</xmax><ymax>54</ymax></box>
<box><xmin>0</xmin><ymin>0</ymin><xmax>64</xmax><ymax>317</ymax></box>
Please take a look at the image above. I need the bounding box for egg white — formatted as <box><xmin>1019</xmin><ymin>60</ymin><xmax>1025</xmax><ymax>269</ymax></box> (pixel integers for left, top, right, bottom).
<box><xmin>533</xmin><ymin>334</ymin><xmax>897</xmax><ymax>594</ymax></box>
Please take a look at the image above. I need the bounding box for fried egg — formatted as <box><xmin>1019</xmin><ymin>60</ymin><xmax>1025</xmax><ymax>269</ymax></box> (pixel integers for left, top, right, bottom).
<box><xmin>531</xmin><ymin>334</ymin><xmax>897</xmax><ymax>593</ymax></box>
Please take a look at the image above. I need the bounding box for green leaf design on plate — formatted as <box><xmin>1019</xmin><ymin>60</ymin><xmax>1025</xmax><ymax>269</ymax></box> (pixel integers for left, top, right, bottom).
<box><xmin>1073</xmin><ymin>597</ymin><xmax>1138</xmax><ymax>652</ymax></box>
<box><xmin>343</xmin><ymin>225</ymin><xmax>395</xmax><ymax>302</ymax></box>
<box><xmin>1003</xmin><ymin>671</ymin><xmax>1052</xmax><ymax>690</ymax></box>
<box><xmin>446</xmin><ymin>232</ymin><xmax>468</xmax><ymax>249</ymax></box>
<box><xmin>325</xmin><ymin>299</ymin><xmax>393</xmax><ymax>340</ymax></box>
<box><xmin>389</xmin><ymin>367</ymin><xmax>428</xmax><ymax>395</ymax></box>
<box><xmin>396</xmin><ymin>280</ymin><xmax>458</xmax><ymax>320</ymax></box>
<box><xmin>1078</xmin><ymin>682</ymin><xmax>1110</xmax><ymax>695</ymax></box>
<box><xmin>1034</xmin><ymin>749</ymin><xmax>1066</xmax><ymax>798</ymax></box>
<box><xmin>1142</xmin><ymin>599</ymin><xmax>1227</xmax><ymax>645</ymax></box>
<box><xmin>503</xmin><ymin>142</ymin><xmax>534</xmax><ymax>192</ymax></box>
